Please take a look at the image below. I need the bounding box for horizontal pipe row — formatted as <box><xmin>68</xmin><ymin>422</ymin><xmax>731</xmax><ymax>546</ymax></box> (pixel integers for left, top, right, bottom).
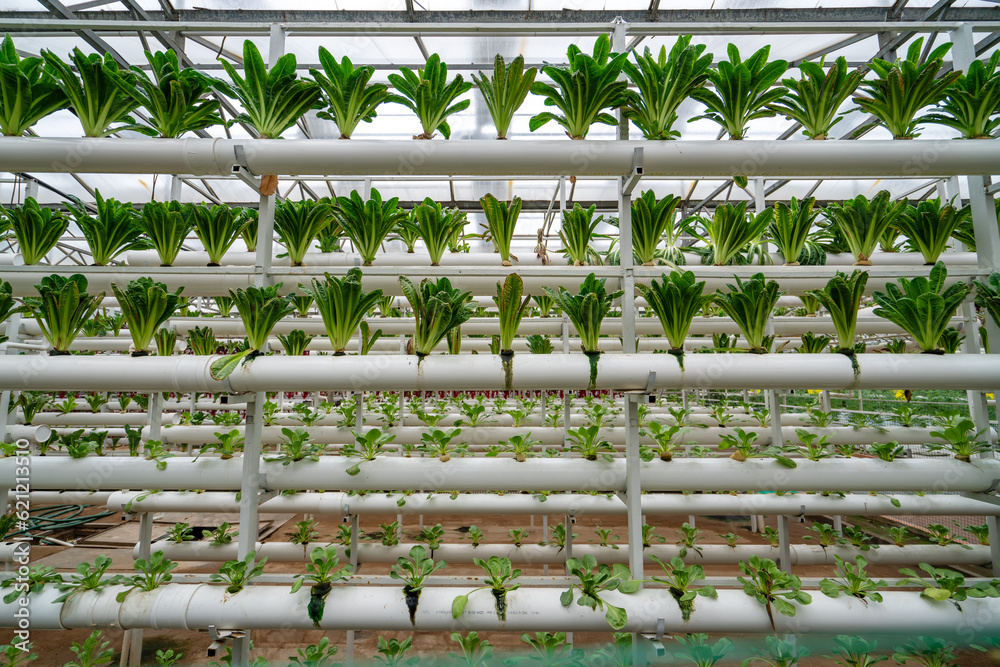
<box><xmin>142</xmin><ymin>542</ymin><xmax>992</xmax><ymax>567</ymax></box>
<box><xmin>0</xmin><ymin>264</ymin><xmax>984</xmax><ymax>297</ymax></box>
<box><xmin>2</xmin><ymin>138</ymin><xmax>997</xmax><ymax>177</ymax></box>
<box><xmin>7</xmin><ymin>584</ymin><xmax>1000</xmax><ymax>633</ymax></box>
<box><xmin>103</xmin><ymin>490</ymin><xmax>1000</xmax><ymax>517</ymax></box>
<box><xmin>6</xmin><ymin>456</ymin><xmax>999</xmax><ymax>492</ymax></box>
<box><xmin>1</xmin><ymin>354</ymin><xmax>999</xmax><ymax>393</ymax></box>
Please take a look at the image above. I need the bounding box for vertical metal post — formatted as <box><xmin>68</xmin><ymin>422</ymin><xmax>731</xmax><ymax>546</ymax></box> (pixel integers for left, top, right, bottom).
<box><xmin>562</xmin><ymin>316</ymin><xmax>571</xmax><ymax>443</ymax></box>
<box><xmin>987</xmin><ymin>516</ymin><xmax>1000</xmax><ymax>577</ymax></box>
<box><xmin>256</xmin><ymin>194</ymin><xmax>275</xmax><ymax>286</ymax></box>
<box><xmin>0</xmin><ymin>312</ymin><xmax>22</xmax><ymax>444</ymax></box>
<box><xmin>777</xmin><ymin>515</ymin><xmax>791</xmax><ymax>574</ymax></box>
<box><xmin>612</xmin><ymin>18</ymin><xmax>629</xmax><ymax>141</ymax></box>
<box><xmin>768</xmin><ymin>390</ymin><xmax>783</xmax><ymax>449</ymax></box>
<box><xmin>623</xmin><ymin>394</ymin><xmax>643</xmax><ymax>580</ymax></box>
<box><xmin>232</xmin><ymin>392</ymin><xmax>264</xmax><ymax>667</ymax></box>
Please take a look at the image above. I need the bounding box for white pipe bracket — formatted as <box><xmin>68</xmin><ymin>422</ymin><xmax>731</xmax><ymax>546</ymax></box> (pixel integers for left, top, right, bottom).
<box><xmin>232</xmin><ymin>146</ymin><xmax>260</xmax><ymax>191</ymax></box>
<box><xmin>622</xmin><ymin>147</ymin><xmax>643</xmax><ymax>196</ymax></box>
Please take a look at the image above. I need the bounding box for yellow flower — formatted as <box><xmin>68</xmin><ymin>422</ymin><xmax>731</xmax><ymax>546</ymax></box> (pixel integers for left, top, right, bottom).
<box><xmin>893</xmin><ymin>390</ymin><xmax>907</xmax><ymax>401</ymax></box>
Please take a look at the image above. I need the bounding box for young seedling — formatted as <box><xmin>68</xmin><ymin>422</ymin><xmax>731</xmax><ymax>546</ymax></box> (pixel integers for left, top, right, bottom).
<box><xmin>344</xmin><ymin>428</ymin><xmax>396</xmax><ymax>475</ymax></box>
<box><xmin>449</xmin><ymin>631</ymin><xmax>493</xmax><ymax>667</ymax></box>
<box><xmin>210</xmin><ymin>551</ymin><xmax>267</xmax><ymax>594</ymax></box>
<box><xmin>508</xmin><ymin>528</ymin><xmax>531</xmax><ymax>548</ymax></box>
<box><xmin>642</xmin><ymin>523</ymin><xmax>666</xmax><ymax>549</ymax></box>
<box><xmin>166</xmin><ymin>522</ymin><xmax>195</xmax><ymax>543</ymax></box>
<box><xmin>650</xmin><ymin>556</ymin><xmax>717</xmax><ymax>622</ymax></box>
<box><xmin>825</xmin><ymin>635</ymin><xmax>888</xmax><ymax>666</ymax></box>
<box><xmin>891</xmin><ymin>637</ymin><xmax>957</xmax><ymax>667</ymax></box>
<box><xmin>870</xmin><ymin>441</ymin><xmax>905</xmax><ymax>462</ymax></box>
<box><xmin>819</xmin><ymin>555</ymin><xmax>887</xmax><ymax>604</ymax></box>
<box><xmin>389</xmin><ymin>545</ymin><xmax>446</xmax><ymax>625</ymax></box>
<box><xmin>672</xmin><ymin>633</ymin><xmax>734</xmax><ymax>667</ymax></box>
<box><xmin>451</xmin><ymin>556</ymin><xmax>521</xmax><ymax>621</ymax></box>
<box><xmin>65</xmin><ymin>631</ymin><xmax>114</xmax><ymax>667</ymax></box>
<box><xmin>208</xmin><ymin>522</ymin><xmax>237</xmax><ymax>546</ymax></box>
<box><xmin>548</xmin><ymin>523</ymin><xmax>577</xmax><ymax>552</ymax></box>
<box><xmin>461</xmin><ymin>525</ymin><xmax>485</xmax><ymax>547</ymax></box>
<box><xmin>721</xmin><ymin>532</ymin><xmax>741</xmax><ymax>548</ymax></box>
<box><xmin>964</xmin><ymin>522</ymin><xmax>991</xmax><ymax>546</ymax></box>
<box><xmin>287</xmin><ymin>518</ymin><xmax>320</xmax><ymax>545</ymax></box>
<box><xmin>288</xmin><ymin>637</ymin><xmax>339</xmax><ymax>667</ymax></box>
<box><xmin>374</xmin><ymin>637</ymin><xmax>418</xmax><ymax>667</ymax></box>
<box><xmin>794</xmin><ymin>428</ymin><xmax>835</xmax><ymax>461</ymax></box>
<box><xmin>743</xmin><ymin>635</ymin><xmax>810</xmax><ymax>667</ymax></box>
<box><xmin>718</xmin><ymin>427</ymin><xmax>759</xmax><ymax>461</ymax></box>
<box><xmin>675</xmin><ymin>522</ymin><xmax>704</xmax><ymax>558</ymax></box>
<box><xmin>927</xmin><ymin>418</ymin><xmax>991</xmax><ymax>462</ymax></box>
<box><xmin>54</xmin><ymin>555</ymin><xmax>116</xmax><ymax>603</ymax></box>
<box><xmin>887</xmin><ymin>526</ymin><xmax>912</xmax><ymax>547</ymax></box>
<box><xmin>502</xmin><ymin>433</ymin><xmax>541</xmax><ymax>462</ymax></box>
<box><xmin>804</xmin><ymin>522</ymin><xmax>843</xmax><ymax>547</ymax></box>
<box><xmin>737</xmin><ymin>555</ymin><xmax>813</xmax><ymax>632</ymax></box>
<box><xmin>925</xmin><ymin>523</ymin><xmax>969</xmax><ymax>548</ymax></box>
<box><xmin>897</xmin><ymin>562</ymin><xmax>999</xmax><ymax>607</ymax></box>
<box><xmin>415</xmin><ymin>523</ymin><xmax>445</xmax><ymax>556</ymax></box>
<box><xmin>594</xmin><ymin>528</ymin><xmax>620</xmax><ymax>549</ymax></box>
<box><xmin>560</xmin><ymin>554</ymin><xmax>641</xmax><ymax>630</ymax></box>
<box><xmin>290</xmin><ymin>545</ymin><xmax>352</xmax><ymax>627</ymax></box>
<box><xmin>520</xmin><ymin>632</ymin><xmax>583</xmax><ymax>666</ymax></box>
<box><xmin>419</xmin><ymin>427</ymin><xmax>467</xmax><ymax>462</ymax></box>
<box><xmin>566</xmin><ymin>425</ymin><xmax>615</xmax><ymax>462</ymax></box>
<box><xmin>115</xmin><ymin>551</ymin><xmax>178</xmax><ymax>602</ymax></box>
<box><xmin>1</xmin><ymin>565</ymin><xmax>63</xmax><ymax>604</ymax></box>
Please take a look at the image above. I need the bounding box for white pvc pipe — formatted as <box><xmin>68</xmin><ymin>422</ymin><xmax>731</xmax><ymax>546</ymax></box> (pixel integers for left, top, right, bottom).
<box><xmin>142</xmin><ymin>541</ymin><xmax>991</xmax><ymax>567</ymax></box>
<box><xmin>21</xmin><ymin>412</ymin><xmax>177</xmax><ymax>427</ymax></box>
<box><xmin>9</xmin><ymin>456</ymin><xmax>1000</xmax><ymax>492</ymax></box>
<box><xmin>2</xmin><ymin>138</ymin><xmax>997</xmax><ymax>177</ymax></box>
<box><xmin>10</xmin><ymin>584</ymin><xmax>1000</xmax><ymax>634</ymax></box>
<box><xmin>0</xmin><ymin>354</ymin><xmax>997</xmax><ymax>393</ymax></box>
<box><xmin>154</xmin><ymin>424</ymin><xmax>965</xmax><ymax>446</ymax></box>
<box><xmin>103</xmin><ymin>490</ymin><xmax>1000</xmax><ymax>517</ymax></box>
<box><xmin>3</xmin><ymin>424</ymin><xmax>52</xmax><ymax>444</ymax></box>
<box><xmin>0</xmin><ymin>264</ymin><xmax>981</xmax><ymax>298</ymax></box>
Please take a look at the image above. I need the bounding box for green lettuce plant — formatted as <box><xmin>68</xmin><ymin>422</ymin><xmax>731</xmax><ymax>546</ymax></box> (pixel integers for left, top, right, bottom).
<box><xmin>713</xmin><ymin>273</ymin><xmax>783</xmax><ymax>352</ymax></box>
<box><xmin>823</xmin><ymin>191</ymin><xmax>908</xmax><ymax>265</ymax></box>
<box><xmin>187</xmin><ymin>325</ymin><xmax>216</xmax><ymax>355</ymax></box>
<box><xmin>210</xmin><ymin>283</ymin><xmax>296</xmax><ymax>379</ymax></box>
<box><xmin>690</xmin><ymin>44</ymin><xmax>788</xmax><ymax>139</ymax></box>
<box><xmin>451</xmin><ymin>556</ymin><xmax>521</xmax><ymax>621</ymax></box>
<box><xmin>478</xmin><ymin>194</ymin><xmax>521</xmax><ymax>265</ymax></box>
<box><xmin>333</xmin><ymin>189</ymin><xmax>406</xmax><ymax>266</ymax></box>
<box><xmin>927</xmin><ymin>417</ymin><xmax>991</xmax><ymax>462</ymax></box>
<box><xmin>738</xmin><ymin>555</ymin><xmax>812</xmax><ymax>632</ymax></box>
<box><xmin>804</xmin><ymin>270</ymin><xmax>868</xmax><ymax>354</ymax></box>
<box><xmin>2</xmin><ymin>198</ymin><xmax>69</xmax><ymax>265</ymax></box>
<box><xmin>111</xmin><ymin>278</ymin><xmax>185</xmax><ymax>356</ymax></box>
<box><xmin>389</xmin><ymin>54</ymin><xmax>471</xmax><ymax>139</ymax></box>
<box><xmin>400</xmin><ymin>276</ymin><xmax>475</xmax><ymax>357</ymax></box>
<box><xmin>215</xmin><ymin>40</ymin><xmax>320</xmax><ymax>138</ymax></box>
<box><xmin>138</xmin><ymin>200</ymin><xmax>193</xmax><ymax>266</ymax></box>
<box><xmin>117</xmin><ymin>50</ymin><xmax>222</xmax><ymax>137</ymax></box>
<box><xmin>925</xmin><ymin>51</ymin><xmax>1000</xmax><ymax>138</ymax></box>
<box><xmin>450</xmin><ymin>632</ymin><xmax>492</xmax><ymax>667</ymax></box>
<box><xmin>686</xmin><ymin>202</ymin><xmax>772</xmax><ymax>266</ymax></box>
<box><xmin>826</xmin><ymin>635</ymin><xmax>886</xmax><ymax>666</ymax></box>
<box><xmin>639</xmin><ymin>270</ymin><xmax>713</xmax><ymax>361</ymax></box>
<box><xmin>115</xmin><ymin>551</ymin><xmax>178</xmax><ymax>602</ymax></box>
<box><xmin>872</xmin><ymin>262</ymin><xmax>970</xmax><ymax>353</ymax></box>
<box><xmin>472</xmin><ymin>54</ymin><xmax>536</xmax><ymax>139</ymax></box>
<box><xmin>672</xmin><ymin>633</ymin><xmax>733</xmax><ymax>667</ymax></box>
<box><xmin>210</xmin><ymin>551</ymin><xmax>266</xmax><ymax>594</ymax></box>
<box><xmin>26</xmin><ymin>274</ymin><xmax>104</xmax><ymax>354</ymax></box>
<box><xmin>398</xmin><ymin>199</ymin><xmax>467</xmax><ymax>266</ymax></box>
<box><xmin>819</xmin><ymin>555</ymin><xmax>886</xmax><ymax>604</ymax></box>
<box><xmin>41</xmin><ymin>48</ymin><xmax>142</xmax><ymax>136</ymax></box>
<box><xmin>0</xmin><ymin>33</ymin><xmax>67</xmax><ymax>135</ymax></box>
<box><xmin>542</xmin><ymin>273</ymin><xmax>623</xmax><ymax>356</ymax></box>
<box><xmin>311</xmin><ymin>49</ymin><xmax>398</xmax><ymax>139</ymax></box>
<box><xmin>630</xmin><ymin>191</ymin><xmax>681</xmax><ymax>265</ymax></box>
<box><xmin>560</xmin><ymin>554</ymin><xmax>640</xmax><ymax>630</ymax></box>
<box><xmin>276</xmin><ymin>329</ymin><xmax>314</xmax><ymax>356</ymax></box>
<box><xmin>558</xmin><ymin>203</ymin><xmax>602</xmax><ymax>266</ymax></box>
<box><xmin>389</xmin><ymin>545</ymin><xmax>447</xmax><ymax>624</ymax></box>
<box><xmin>66</xmin><ymin>631</ymin><xmax>114</xmax><ymax>667</ymax></box>
<box><xmin>494</xmin><ymin>273</ymin><xmax>530</xmax><ymax>355</ymax></box>
<box><xmin>529</xmin><ymin>34</ymin><xmax>629</xmax><ymax>139</ymax></box>
<box><xmin>650</xmin><ymin>555</ymin><xmax>717</xmax><ymax>621</ymax></box>
<box><xmin>67</xmin><ymin>192</ymin><xmax>150</xmax><ymax>265</ymax></box>
<box><xmin>238</xmin><ymin>208</ymin><xmax>259</xmax><ymax>252</ymax></box>
<box><xmin>770</xmin><ymin>197</ymin><xmax>818</xmax><ymax>265</ymax></box>
<box><xmin>191</xmin><ymin>204</ymin><xmax>252</xmax><ymax>266</ymax></box>
<box><xmin>290</xmin><ymin>545</ymin><xmax>352</xmax><ymax>627</ymax></box>
<box><xmin>891</xmin><ymin>637</ymin><xmax>956</xmax><ymax>667</ymax></box>
<box><xmin>852</xmin><ymin>37</ymin><xmax>960</xmax><ymax>139</ymax></box>
<box><xmin>274</xmin><ymin>199</ymin><xmax>334</xmax><ymax>266</ymax></box>
<box><xmin>620</xmin><ymin>36</ymin><xmax>712</xmax><ymax>140</ymax></box>
<box><xmin>895</xmin><ymin>199</ymin><xmax>971</xmax><ymax>264</ymax></box>
<box><xmin>974</xmin><ymin>272</ymin><xmax>1000</xmax><ymax>329</ymax></box>
<box><xmin>768</xmin><ymin>57</ymin><xmax>862</xmax><ymax>139</ymax></box>
<box><xmin>299</xmin><ymin>269</ymin><xmax>382</xmax><ymax>354</ymax></box>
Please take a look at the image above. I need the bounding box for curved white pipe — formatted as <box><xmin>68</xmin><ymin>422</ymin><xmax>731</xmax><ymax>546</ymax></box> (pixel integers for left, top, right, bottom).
<box><xmin>9</xmin><ymin>456</ymin><xmax>1000</xmax><ymax>492</ymax></box>
<box><xmin>0</xmin><ymin>353</ymin><xmax>997</xmax><ymax>393</ymax></box>
<box><xmin>10</xmin><ymin>584</ymin><xmax>1000</xmax><ymax>634</ymax></box>
<box><xmin>103</xmin><ymin>490</ymin><xmax>1000</xmax><ymax>518</ymax></box>
<box><xmin>1</xmin><ymin>138</ymin><xmax>997</xmax><ymax>177</ymax></box>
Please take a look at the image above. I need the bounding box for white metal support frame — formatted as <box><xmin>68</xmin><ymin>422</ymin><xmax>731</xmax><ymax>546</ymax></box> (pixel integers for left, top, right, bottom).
<box><xmin>232</xmin><ymin>392</ymin><xmax>264</xmax><ymax>667</ymax></box>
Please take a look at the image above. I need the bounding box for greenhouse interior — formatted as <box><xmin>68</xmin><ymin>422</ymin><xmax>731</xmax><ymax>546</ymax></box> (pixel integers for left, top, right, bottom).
<box><xmin>2</xmin><ymin>1</ymin><xmax>1000</xmax><ymax>665</ymax></box>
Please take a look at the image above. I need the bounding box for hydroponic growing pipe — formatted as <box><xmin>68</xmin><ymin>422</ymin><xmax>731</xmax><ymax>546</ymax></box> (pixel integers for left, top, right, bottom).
<box><xmin>1</xmin><ymin>138</ymin><xmax>997</xmax><ymax>177</ymax></box>
<box><xmin>7</xmin><ymin>457</ymin><xmax>999</xmax><ymax>492</ymax></box>
<box><xmin>140</xmin><ymin>541</ymin><xmax>991</xmax><ymax>568</ymax></box>
<box><xmin>1</xmin><ymin>354</ymin><xmax>998</xmax><ymax>393</ymax></box>
<box><xmin>103</xmin><ymin>490</ymin><xmax>1000</xmax><ymax>518</ymax></box>
<box><xmin>6</xmin><ymin>584</ymin><xmax>1000</xmax><ymax>634</ymax></box>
